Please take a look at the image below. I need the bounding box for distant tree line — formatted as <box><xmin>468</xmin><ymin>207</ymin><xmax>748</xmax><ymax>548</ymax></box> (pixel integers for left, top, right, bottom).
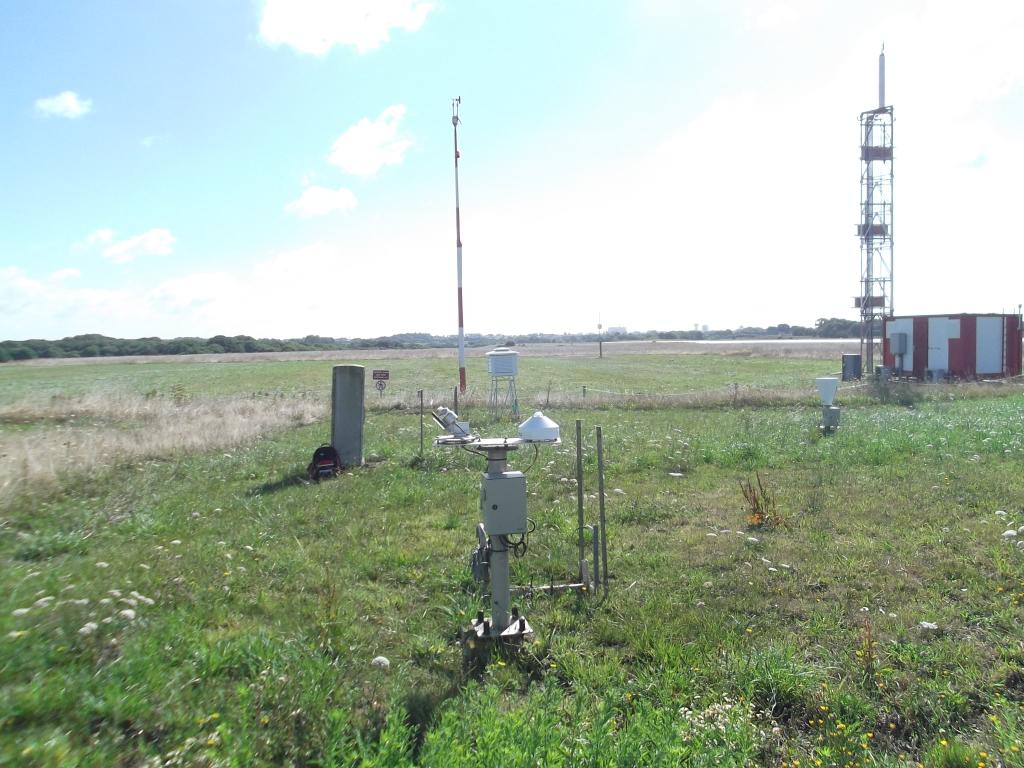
<box><xmin>0</xmin><ymin>319</ymin><xmax>861</xmax><ymax>362</ymax></box>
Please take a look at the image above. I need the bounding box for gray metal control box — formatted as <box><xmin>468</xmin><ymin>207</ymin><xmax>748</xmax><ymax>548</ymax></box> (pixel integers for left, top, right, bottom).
<box><xmin>479</xmin><ymin>472</ymin><xmax>527</xmax><ymax>535</ymax></box>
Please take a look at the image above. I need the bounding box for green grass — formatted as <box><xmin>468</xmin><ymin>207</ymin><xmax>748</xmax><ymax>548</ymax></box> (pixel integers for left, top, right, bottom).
<box><xmin>2</xmin><ymin>353</ymin><xmax>1024</xmax><ymax>766</ymax></box>
<box><xmin>0</xmin><ymin>351</ymin><xmax>837</xmax><ymax>405</ymax></box>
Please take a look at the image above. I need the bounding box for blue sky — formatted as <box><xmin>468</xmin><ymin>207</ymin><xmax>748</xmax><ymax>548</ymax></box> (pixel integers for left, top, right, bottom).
<box><xmin>2</xmin><ymin>1</ymin><xmax>1024</xmax><ymax>340</ymax></box>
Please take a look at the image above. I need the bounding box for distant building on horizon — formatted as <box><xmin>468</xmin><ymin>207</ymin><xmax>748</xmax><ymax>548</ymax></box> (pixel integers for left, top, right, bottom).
<box><xmin>607</xmin><ymin>326</ymin><xmax>626</xmax><ymax>335</ymax></box>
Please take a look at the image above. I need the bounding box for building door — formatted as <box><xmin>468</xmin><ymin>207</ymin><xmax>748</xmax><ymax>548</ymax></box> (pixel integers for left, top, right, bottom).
<box><xmin>927</xmin><ymin>317</ymin><xmax>960</xmax><ymax>372</ymax></box>
<box><xmin>976</xmin><ymin>316</ymin><xmax>1004</xmax><ymax>375</ymax></box>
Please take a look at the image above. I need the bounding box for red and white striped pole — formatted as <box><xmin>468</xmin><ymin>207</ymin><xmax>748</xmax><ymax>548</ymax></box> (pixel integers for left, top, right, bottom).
<box><xmin>452</xmin><ymin>97</ymin><xmax>466</xmax><ymax>394</ymax></box>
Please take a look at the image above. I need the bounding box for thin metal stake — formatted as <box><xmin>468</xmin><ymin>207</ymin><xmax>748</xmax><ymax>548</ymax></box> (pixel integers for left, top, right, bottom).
<box><xmin>575</xmin><ymin>419</ymin><xmax>585</xmax><ymax>575</ymax></box>
<box><xmin>418</xmin><ymin>389</ymin><xmax>424</xmax><ymax>456</ymax></box>
<box><xmin>453</xmin><ymin>385</ymin><xmax>458</xmax><ymax>415</ymax></box>
<box><xmin>597</xmin><ymin>425</ymin><xmax>608</xmax><ymax>594</ymax></box>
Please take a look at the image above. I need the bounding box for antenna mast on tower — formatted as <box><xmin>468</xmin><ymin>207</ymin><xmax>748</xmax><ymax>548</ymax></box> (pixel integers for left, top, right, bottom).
<box><xmin>856</xmin><ymin>47</ymin><xmax>894</xmax><ymax>375</ymax></box>
<box><xmin>452</xmin><ymin>97</ymin><xmax>467</xmax><ymax>394</ymax></box>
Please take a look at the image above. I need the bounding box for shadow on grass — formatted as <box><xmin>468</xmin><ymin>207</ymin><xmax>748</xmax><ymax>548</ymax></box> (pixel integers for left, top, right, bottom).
<box><xmin>247</xmin><ymin>469</ymin><xmax>310</xmax><ymax>496</ymax></box>
<box><xmin>403</xmin><ymin>681</ymin><xmax>465</xmax><ymax>754</ymax></box>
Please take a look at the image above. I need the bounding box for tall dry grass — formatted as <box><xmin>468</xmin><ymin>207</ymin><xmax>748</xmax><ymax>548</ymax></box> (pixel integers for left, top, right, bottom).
<box><xmin>0</xmin><ymin>390</ymin><xmax>325</xmax><ymax>506</ymax></box>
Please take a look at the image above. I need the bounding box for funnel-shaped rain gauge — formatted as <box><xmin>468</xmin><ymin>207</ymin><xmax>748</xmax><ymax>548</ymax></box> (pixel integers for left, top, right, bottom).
<box><xmin>815</xmin><ymin>377</ymin><xmax>839</xmax><ymax>406</ymax></box>
<box><xmin>815</xmin><ymin>377</ymin><xmax>841</xmax><ymax>434</ymax></box>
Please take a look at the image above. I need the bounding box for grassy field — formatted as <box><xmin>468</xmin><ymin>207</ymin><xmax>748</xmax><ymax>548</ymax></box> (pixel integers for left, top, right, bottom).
<box><xmin>2</xmin><ymin>349</ymin><xmax>1024</xmax><ymax>767</ymax></box>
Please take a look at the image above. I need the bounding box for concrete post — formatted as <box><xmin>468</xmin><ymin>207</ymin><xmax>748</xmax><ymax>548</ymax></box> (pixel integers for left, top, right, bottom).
<box><xmin>331</xmin><ymin>365</ymin><xmax>364</xmax><ymax>467</ymax></box>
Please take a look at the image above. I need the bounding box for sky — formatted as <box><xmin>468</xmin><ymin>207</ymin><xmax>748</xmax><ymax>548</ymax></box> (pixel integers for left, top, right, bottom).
<box><xmin>2</xmin><ymin>1</ymin><xmax>1024</xmax><ymax>341</ymax></box>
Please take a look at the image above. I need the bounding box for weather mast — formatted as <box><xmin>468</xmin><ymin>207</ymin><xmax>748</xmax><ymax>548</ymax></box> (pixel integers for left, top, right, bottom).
<box><xmin>452</xmin><ymin>97</ymin><xmax>467</xmax><ymax>394</ymax></box>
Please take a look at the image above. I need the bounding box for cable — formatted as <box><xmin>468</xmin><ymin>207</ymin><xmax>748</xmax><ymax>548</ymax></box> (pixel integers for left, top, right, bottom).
<box><xmin>501</xmin><ymin>518</ymin><xmax>535</xmax><ymax>559</ymax></box>
<box><xmin>519</xmin><ymin>444</ymin><xmax>540</xmax><ymax>474</ymax></box>
<box><xmin>501</xmin><ymin>534</ymin><xmax>525</xmax><ymax>558</ymax></box>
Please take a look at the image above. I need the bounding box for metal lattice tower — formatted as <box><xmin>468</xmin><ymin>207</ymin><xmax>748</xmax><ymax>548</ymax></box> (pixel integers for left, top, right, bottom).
<box><xmin>856</xmin><ymin>48</ymin><xmax>894</xmax><ymax>375</ymax></box>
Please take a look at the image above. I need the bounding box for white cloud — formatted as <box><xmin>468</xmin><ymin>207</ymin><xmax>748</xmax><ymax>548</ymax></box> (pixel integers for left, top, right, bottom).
<box><xmin>85</xmin><ymin>228</ymin><xmax>115</xmax><ymax>246</ymax></box>
<box><xmin>35</xmin><ymin>91</ymin><xmax>92</xmax><ymax>119</ymax></box>
<box><xmin>82</xmin><ymin>228</ymin><xmax>176</xmax><ymax>264</ymax></box>
<box><xmin>140</xmin><ymin>135</ymin><xmax>159</xmax><ymax>149</ymax></box>
<box><xmin>143</xmin><ymin>242</ymin><xmax>422</xmax><ymax>337</ymax></box>
<box><xmin>0</xmin><ymin>237</ymin><xmax>439</xmax><ymax>339</ymax></box>
<box><xmin>49</xmin><ymin>268</ymin><xmax>81</xmax><ymax>282</ymax></box>
<box><xmin>259</xmin><ymin>0</ymin><xmax>434</xmax><ymax>55</ymax></box>
<box><xmin>285</xmin><ymin>185</ymin><xmax>358</xmax><ymax>218</ymax></box>
<box><xmin>104</xmin><ymin>229</ymin><xmax>175</xmax><ymax>264</ymax></box>
<box><xmin>329</xmin><ymin>105</ymin><xmax>412</xmax><ymax>176</ymax></box>
<box><xmin>0</xmin><ymin>267</ymin><xmax>141</xmax><ymax>340</ymax></box>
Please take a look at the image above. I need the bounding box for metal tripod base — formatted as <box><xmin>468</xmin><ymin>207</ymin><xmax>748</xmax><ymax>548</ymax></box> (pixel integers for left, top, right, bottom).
<box><xmin>460</xmin><ymin>614</ymin><xmax>533</xmax><ymax>647</ymax></box>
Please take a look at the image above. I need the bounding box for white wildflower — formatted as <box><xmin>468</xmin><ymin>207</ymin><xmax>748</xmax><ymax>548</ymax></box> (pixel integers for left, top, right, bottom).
<box><xmin>33</xmin><ymin>596</ymin><xmax>54</xmax><ymax>608</ymax></box>
<box><xmin>371</xmin><ymin>655</ymin><xmax>390</xmax><ymax>670</ymax></box>
<box><xmin>119</xmin><ymin>609</ymin><xmax>137</xmax><ymax>621</ymax></box>
<box><xmin>78</xmin><ymin>622</ymin><xmax>99</xmax><ymax>636</ymax></box>
<box><xmin>11</xmin><ymin>608</ymin><xmax>30</xmax><ymax>617</ymax></box>
<box><xmin>95</xmin><ymin>561</ymin><xmax>110</xmax><ymax>569</ymax></box>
